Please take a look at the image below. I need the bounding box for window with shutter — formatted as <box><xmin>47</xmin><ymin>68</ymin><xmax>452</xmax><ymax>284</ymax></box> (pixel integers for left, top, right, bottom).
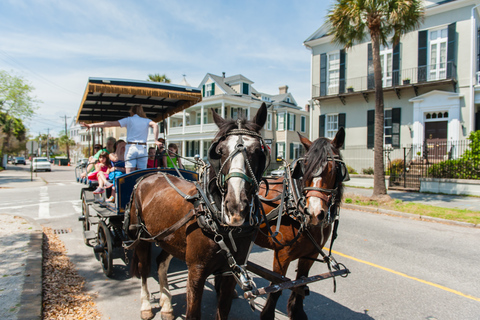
<box><xmin>447</xmin><ymin>22</ymin><xmax>456</xmax><ymax>79</ymax></box>
<box><xmin>319</xmin><ymin>115</ymin><xmax>325</xmax><ymax>137</ymax></box>
<box><xmin>320</xmin><ymin>54</ymin><xmax>327</xmax><ymax>96</ymax></box>
<box><xmin>367</xmin><ymin>110</ymin><xmax>375</xmax><ymax>149</ymax></box>
<box><xmin>418</xmin><ymin>30</ymin><xmax>428</xmax><ymax>82</ymax></box>
<box><xmin>301</xmin><ymin>116</ymin><xmax>306</xmax><ymax>133</ymax></box>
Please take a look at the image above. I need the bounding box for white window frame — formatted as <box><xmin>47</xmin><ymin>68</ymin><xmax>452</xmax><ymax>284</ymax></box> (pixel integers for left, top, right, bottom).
<box><xmin>288</xmin><ymin>113</ymin><xmax>295</xmax><ymax>131</ymax></box>
<box><xmin>326</xmin><ymin>114</ymin><xmax>338</xmax><ymax>139</ymax></box>
<box><xmin>267</xmin><ymin>113</ymin><xmax>272</xmax><ymax>131</ymax></box>
<box><xmin>205</xmin><ymin>83</ymin><xmax>214</xmax><ymax>97</ymax></box>
<box><xmin>277</xmin><ymin>112</ymin><xmax>285</xmax><ymax>131</ymax></box>
<box><xmin>428</xmin><ymin>27</ymin><xmax>448</xmax><ymax>81</ymax></box>
<box><xmin>380</xmin><ymin>44</ymin><xmax>393</xmax><ymax>87</ymax></box>
<box><xmin>384</xmin><ymin>109</ymin><xmax>392</xmax><ymax>146</ymax></box>
<box><xmin>327</xmin><ymin>51</ymin><xmax>340</xmax><ymax>95</ymax></box>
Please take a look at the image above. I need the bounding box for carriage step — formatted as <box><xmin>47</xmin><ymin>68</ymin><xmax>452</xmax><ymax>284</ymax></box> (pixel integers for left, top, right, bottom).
<box><xmin>84</xmin><ymin>230</ymin><xmax>96</xmax><ymax>240</ymax></box>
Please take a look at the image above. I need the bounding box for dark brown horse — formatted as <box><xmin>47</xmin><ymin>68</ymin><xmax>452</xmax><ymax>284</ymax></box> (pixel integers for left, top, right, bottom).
<box><xmin>127</xmin><ymin>104</ymin><xmax>269</xmax><ymax>320</ymax></box>
<box><xmin>255</xmin><ymin>128</ymin><xmax>348</xmax><ymax>320</ymax></box>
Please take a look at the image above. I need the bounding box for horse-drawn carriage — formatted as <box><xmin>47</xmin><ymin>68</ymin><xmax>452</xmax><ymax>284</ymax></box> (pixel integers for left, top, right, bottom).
<box><xmin>75</xmin><ymin>77</ymin><xmax>349</xmax><ymax>320</ymax></box>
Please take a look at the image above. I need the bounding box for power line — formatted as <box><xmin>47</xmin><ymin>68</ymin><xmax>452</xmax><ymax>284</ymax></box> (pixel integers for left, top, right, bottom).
<box><xmin>0</xmin><ymin>49</ymin><xmax>80</xmax><ymax>96</ymax></box>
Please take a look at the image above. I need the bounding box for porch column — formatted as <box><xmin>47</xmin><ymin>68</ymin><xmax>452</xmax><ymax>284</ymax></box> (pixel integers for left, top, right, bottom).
<box><xmin>247</xmin><ymin>106</ymin><xmax>251</xmax><ymax>120</ymax></box>
<box><xmin>221</xmin><ymin>101</ymin><xmax>225</xmax><ymax>118</ymax></box>
<box><xmin>200</xmin><ymin>140</ymin><xmax>204</xmax><ymax>159</ymax></box>
<box><xmin>182</xmin><ymin>110</ymin><xmax>186</xmax><ymax>135</ymax></box>
<box><xmin>182</xmin><ymin>140</ymin><xmax>186</xmax><ymax>158</ymax></box>
<box><xmin>201</xmin><ymin>105</ymin><xmax>204</xmax><ymax>132</ymax></box>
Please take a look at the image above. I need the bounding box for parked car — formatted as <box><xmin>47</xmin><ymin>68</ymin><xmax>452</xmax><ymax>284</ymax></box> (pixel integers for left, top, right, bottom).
<box><xmin>269</xmin><ymin>166</ymin><xmax>285</xmax><ymax>177</ymax></box>
<box><xmin>13</xmin><ymin>157</ymin><xmax>26</xmax><ymax>165</ymax></box>
<box><xmin>32</xmin><ymin>157</ymin><xmax>52</xmax><ymax>172</ymax></box>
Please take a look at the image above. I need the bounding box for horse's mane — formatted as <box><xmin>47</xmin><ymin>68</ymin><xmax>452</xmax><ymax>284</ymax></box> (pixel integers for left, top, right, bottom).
<box><xmin>214</xmin><ymin>117</ymin><xmax>261</xmax><ymax>140</ymax></box>
<box><xmin>303</xmin><ymin>137</ymin><xmax>344</xmax><ymax>203</ymax></box>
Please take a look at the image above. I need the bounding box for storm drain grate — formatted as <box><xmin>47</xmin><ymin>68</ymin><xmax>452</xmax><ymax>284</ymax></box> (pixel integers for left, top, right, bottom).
<box><xmin>53</xmin><ymin>229</ymin><xmax>72</xmax><ymax>234</ymax></box>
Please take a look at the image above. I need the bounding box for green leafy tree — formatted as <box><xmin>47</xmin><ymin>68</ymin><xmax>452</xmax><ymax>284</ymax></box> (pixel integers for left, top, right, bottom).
<box><xmin>57</xmin><ymin>130</ymin><xmax>75</xmax><ymax>157</ymax></box>
<box><xmin>147</xmin><ymin>73</ymin><xmax>171</xmax><ymax>83</ymax></box>
<box><xmin>328</xmin><ymin>0</ymin><xmax>423</xmax><ymax>197</ymax></box>
<box><xmin>0</xmin><ymin>70</ymin><xmax>39</xmax><ymax>160</ymax></box>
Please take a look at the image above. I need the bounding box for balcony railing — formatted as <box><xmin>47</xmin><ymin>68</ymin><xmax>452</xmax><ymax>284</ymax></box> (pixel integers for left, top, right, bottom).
<box><xmin>168</xmin><ymin>123</ymin><xmax>218</xmax><ymax>136</ymax></box>
<box><xmin>313</xmin><ymin>62</ymin><xmax>457</xmax><ymax>98</ymax></box>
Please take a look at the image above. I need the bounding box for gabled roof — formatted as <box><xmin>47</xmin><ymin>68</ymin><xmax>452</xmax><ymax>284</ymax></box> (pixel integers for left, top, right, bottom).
<box><xmin>224</xmin><ymin>74</ymin><xmax>254</xmax><ymax>85</ymax></box>
<box><xmin>199</xmin><ymin>73</ymin><xmax>237</xmax><ymax>95</ymax></box>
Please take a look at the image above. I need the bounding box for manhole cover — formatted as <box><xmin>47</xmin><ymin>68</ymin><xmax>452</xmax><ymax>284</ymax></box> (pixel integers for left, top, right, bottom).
<box><xmin>53</xmin><ymin>229</ymin><xmax>71</xmax><ymax>234</ymax></box>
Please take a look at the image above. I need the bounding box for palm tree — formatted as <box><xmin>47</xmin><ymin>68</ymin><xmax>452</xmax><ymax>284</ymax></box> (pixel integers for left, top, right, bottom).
<box><xmin>147</xmin><ymin>73</ymin><xmax>171</xmax><ymax>83</ymax></box>
<box><xmin>328</xmin><ymin>0</ymin><xmax>423</xmax><ymax>197</ymax></box>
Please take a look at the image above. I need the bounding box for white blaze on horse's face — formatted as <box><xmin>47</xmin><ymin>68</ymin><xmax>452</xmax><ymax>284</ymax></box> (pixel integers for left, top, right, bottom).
<box><xmin>307</xmin><ymin>177</ymin><xmax>329</xmax><ymax>226</ymax></box>
<box><xmin>223</xmin><ymin>135</ymin><xmax>256</xmax><ymax>226</ymax></box>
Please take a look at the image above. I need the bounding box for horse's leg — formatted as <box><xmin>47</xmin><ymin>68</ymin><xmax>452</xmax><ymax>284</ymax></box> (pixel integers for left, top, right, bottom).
<box><xmin>185</xmin><ymin>266</ymin><xmax>207</xmax><ymax>320</ymax></box>
<box><xmin>287</xmin><ymin>255</ymin><xmax>317</xmax><ymax>320</ymax></box>
<box><xmin>156</xmin><ymin>250</ymin><xmax>174</xmax><ymax>320</ymax></box>
<box><xmin>133</xmin><ymin>241</ymin><xmax>154</xmax><ymax>320</ymax></box>
<box><xmin>260</xmin><ymin>252</ymin><xmax>292</xmax><ymax>320</ymax></box>
<box><xmin>214</xmin><ymin>275</ymin><xmax>237</xmax><ymax>320</ymax></box>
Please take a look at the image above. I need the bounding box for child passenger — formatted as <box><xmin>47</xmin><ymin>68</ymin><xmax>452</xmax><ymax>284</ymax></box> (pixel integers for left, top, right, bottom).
<box><xmin>89</xmin><ymin>152</ymin><xmax>113</xmax><ymax>194</ymax></box>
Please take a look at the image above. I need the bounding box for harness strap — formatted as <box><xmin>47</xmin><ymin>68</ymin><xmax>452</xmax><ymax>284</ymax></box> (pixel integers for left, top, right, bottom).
<box><xmin>125</xmin><ymin>209</ymin><xmax>196</xmax><ymax>250</ymax></box>
<box><xmin>162</xmin><ymin>172</ymin><xmax>198</xmax><ymax>201</ymax></box>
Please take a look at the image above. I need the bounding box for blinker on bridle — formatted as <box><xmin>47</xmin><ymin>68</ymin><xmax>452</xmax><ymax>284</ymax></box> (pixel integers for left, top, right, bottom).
<box><xmin>214</xmin><ymin>124</ymin><xmax>269</xmax><ymax>194</ymax></box>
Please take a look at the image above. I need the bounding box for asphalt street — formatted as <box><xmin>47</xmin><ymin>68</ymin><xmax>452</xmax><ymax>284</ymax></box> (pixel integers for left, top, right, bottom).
<box><xmin>1</xmin><ymin>164</ymin><xmax>479</xmax><ymax>319</ymax></box>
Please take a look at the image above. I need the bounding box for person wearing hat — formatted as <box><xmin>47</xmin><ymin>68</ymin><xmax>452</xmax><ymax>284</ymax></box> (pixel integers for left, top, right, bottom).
<box><xmin>81</xmin><ymin>105</ymin><xmax>162</xmax><ymax>173</ymax></box>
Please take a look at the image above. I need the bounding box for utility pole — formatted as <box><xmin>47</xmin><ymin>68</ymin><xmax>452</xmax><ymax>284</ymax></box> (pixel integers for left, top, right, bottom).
<box><xmin>46</xmin><ymin>128</ymin><xmax>50</xmax><ymax>160</ymax></box>
<box><xmin>61</xmin><ymin>115</ymin><xmax>71</xmax><ymax>163</ymax></box>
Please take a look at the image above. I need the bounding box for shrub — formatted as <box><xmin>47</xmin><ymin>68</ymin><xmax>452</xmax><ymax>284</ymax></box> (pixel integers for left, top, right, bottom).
<box><xmin>386</xmin><ymin>158</ymin><xmax>404</xmax><ymax>176</ymax></box>
<box><xmin>362</xmin><ymin>167</ymin><xmax>374</xmax><ymax>175</ymax></box>
<box><xmin>428</xmin><ymin>131</ymin><xmax>480</xmax><ymax>179</ymax></box>
<box><xmin>347</xmin><ymin>165</ymin><xmax>357</xmax><ymax>174</ymax></box>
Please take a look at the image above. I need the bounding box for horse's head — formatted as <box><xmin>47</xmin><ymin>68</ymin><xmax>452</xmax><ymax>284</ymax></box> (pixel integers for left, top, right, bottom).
<box><xmin>296</xmin><ymin>128</ymin><xmax>348</xmax><ymax>226</ymax></box>
<box><xmin>208</xmin><ymin>103</ymin><xmax>269</xmax><ymax>226</ymax></box>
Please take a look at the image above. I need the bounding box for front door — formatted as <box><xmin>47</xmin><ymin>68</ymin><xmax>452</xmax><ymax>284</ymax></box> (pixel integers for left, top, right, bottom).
<box><xmin>425</xmin><ymin>121</ymin><xmax>447</xmax><ymax>161</ymax></box>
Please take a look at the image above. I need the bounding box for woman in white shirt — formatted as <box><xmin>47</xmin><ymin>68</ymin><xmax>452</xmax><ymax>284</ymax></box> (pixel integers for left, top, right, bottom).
<box><xmin>81</xmin><ymin>105</ymin><xmax>162</xmax><ymax>173</ymax></box>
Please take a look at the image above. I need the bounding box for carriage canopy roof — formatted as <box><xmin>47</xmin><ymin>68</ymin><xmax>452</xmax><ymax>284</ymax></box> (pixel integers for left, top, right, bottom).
<box><xmin>76</xmin><ymin>77</ymin><xmax>202</xmax><ymax>123</ymax></box>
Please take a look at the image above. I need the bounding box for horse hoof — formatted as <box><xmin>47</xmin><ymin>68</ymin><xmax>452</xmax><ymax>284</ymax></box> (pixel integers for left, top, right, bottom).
<box><xmin>161</xmin><ymin>312</ymin><xmax>175</xmax><ymax>320</ymax></box>
<box><xmin>141</xmin><ymin>310</ymin><xmax>154</xmax><ymax>320</ymax></box>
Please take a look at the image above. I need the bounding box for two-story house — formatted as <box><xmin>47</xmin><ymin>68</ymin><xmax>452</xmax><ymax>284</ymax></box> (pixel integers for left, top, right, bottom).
<box><xmin>165</xmin><ymin>73</ymin><xmax>309</xmax><ymax>170</ymax></box>
<box><xmin>304</xmin><ymin>0</ymin><xmax>480</xmax><ymax>172</ymax></box>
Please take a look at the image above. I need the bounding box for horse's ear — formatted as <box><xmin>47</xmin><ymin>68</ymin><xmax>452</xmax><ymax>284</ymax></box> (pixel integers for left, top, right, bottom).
<box><xmin>252</xmin><ymin>103</ymin><xmax>267</xmax><ymax>129</ymax></box>
<box><xmin>332</xmin><ymin>127</ymin><xmax>345</xmax><ymax>149</ymax></box>
<box><xmin>297</xmin><ymin>132</ymin><xmax>312</xmax><ymax>152</ymax></box>
<box><xmin>212</xmin><ymin>108</ymin><xmax>226</xmax><ymax>128</ymax></box>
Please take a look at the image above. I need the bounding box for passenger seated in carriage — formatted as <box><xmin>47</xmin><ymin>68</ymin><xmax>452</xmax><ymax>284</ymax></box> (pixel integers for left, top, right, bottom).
<box><xmin>146</xmin><ymin>147</ymin><xmax>156</xmax><ymax>168</ymax></box>
<box><xmin>165</xmin><ymin>143</ymin><xmax>184</xmax><ymax>169</ymax></box>
<box><xmin>89</xmin><ymin>152</ymin><xmax>113</xmax><ymax>194</ymax></box>
<box><xmin>80</xmin><ymin>137</ymin><xmax>116</xmax><ymax>179</ymax></box>
<box><xmin>105</xmin><ymin>140</ymin><xmax>126</xmax><ymax>202</ymax></box>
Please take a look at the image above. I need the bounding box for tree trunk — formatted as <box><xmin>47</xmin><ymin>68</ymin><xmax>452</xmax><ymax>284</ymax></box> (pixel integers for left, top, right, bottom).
<box><xmin>371</xmin><ymin>32</ymin><xmax>387</xmax><ymax>197</ymax></box>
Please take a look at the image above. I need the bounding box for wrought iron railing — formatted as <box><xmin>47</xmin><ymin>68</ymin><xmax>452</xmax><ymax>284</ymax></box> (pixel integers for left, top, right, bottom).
<box><xmin>313</xmin><ymin>61</ymin><xmax>457</xmax><ymax>98</ymax></box>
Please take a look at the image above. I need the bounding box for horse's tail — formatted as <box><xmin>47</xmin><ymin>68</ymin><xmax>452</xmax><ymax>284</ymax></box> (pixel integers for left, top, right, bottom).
<box><xmin>130</xmin><ymin>242</ymin><xmax>151</xmax><ymax>279</ymax></box>
<box><xmin>128</xmin><ymin>184</ymin><xmax>151</xmax><ymax>279</ymax></box>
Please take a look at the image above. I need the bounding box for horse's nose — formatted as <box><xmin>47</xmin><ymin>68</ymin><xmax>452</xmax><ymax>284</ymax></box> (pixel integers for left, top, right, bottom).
<box><xmin>224</xmin><ymin>197</ymin><xmax>248</xmax><ymax>226</ymax></box>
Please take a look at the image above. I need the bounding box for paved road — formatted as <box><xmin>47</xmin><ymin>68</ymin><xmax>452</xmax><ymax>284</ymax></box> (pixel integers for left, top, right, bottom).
<box><xmin>1</xmin><ymin>165</ymin><xmax>479</xmax><ymax>319</ymax></box>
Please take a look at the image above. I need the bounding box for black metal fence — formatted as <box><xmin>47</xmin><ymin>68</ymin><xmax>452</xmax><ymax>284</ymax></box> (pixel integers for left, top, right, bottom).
<box><xmin>388</xmin><ymin>139</ymin><xmax>479</xmax><ymax>190</ymax></box>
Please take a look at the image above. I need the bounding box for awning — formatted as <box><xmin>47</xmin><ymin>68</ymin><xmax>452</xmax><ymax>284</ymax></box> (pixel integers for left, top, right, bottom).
<box><xmin>76</xmin><ymin>77</ymin><xmax>202</xmax><ymax>123</ymax></box>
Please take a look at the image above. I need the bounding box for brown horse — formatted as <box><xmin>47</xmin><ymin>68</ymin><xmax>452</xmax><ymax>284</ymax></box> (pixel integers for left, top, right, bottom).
<box><xmin>255</xmin><ymin>128</ymin><xmax>348</xmax><ymax>320</ymax></box>
<box><xmin>127</xmin><ymin>103</ymin><xmax>269</xmax><ymax>320</ymax></box>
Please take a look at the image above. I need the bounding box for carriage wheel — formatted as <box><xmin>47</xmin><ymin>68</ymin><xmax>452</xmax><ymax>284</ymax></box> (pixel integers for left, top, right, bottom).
<box><xmin>97</xmin><ymin>221</ymin><xmax>114</xmax><ymax>277</ymax></box>
<box><xmin>81</xmin><ymin>192</ymin><xmax>91</xmax><ymax>246</ymax></box>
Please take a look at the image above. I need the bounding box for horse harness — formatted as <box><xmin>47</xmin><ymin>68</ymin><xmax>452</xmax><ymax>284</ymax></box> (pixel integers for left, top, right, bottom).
<box><xmin>124</xmin><ymin>125</ymin><xmax>270</xmax><ymax>294</ymax></box>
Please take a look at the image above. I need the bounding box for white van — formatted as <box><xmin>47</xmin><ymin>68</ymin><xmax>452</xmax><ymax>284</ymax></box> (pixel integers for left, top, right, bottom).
<box><xmin>32</xmin><ymin>157</ymin><xmax>52</xmax><ymax>172</ymax></box>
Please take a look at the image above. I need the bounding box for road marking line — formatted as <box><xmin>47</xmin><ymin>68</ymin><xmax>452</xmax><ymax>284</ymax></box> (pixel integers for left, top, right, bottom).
<box><xmin>330</xmin><ymin>249</ymin><xmax>480</xmax><ymax>302</ymax></box>
<box><xmin>38</xmin><ymin>186</ymin><xmax>50</xmax><ymax>219</ymax></box>
<box><xmin>0</xmin><ymin>200</ymin><xmax>81</xmax><ymax>210</ymax></box>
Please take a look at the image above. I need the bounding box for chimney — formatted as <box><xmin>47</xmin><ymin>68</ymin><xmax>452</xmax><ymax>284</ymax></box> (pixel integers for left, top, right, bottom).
<box><xmin>222</xmin><ymin>72</ymin><xmax>226</xmax><ymax>80</ymax></box>
<box><xmin>279</xmin><ymin>85</ymin><xmax>288</xmax><ymax>94</ymax></box>
<box><xmin>305</xmin><ymin>104</ymin><xmax>310</xmax><ymax>112</ymax></box>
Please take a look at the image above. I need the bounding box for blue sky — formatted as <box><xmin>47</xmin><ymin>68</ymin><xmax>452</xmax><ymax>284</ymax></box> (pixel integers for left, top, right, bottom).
<box><xmin>0</xmin><ymin>0</ymin><xmax>331</xmax><ymax>137</ymax></box>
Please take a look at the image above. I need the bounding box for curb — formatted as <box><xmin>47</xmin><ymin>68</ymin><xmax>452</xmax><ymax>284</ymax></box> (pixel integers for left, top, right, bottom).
<box><xmin>17</xmin><ymin>216</ymin><xmax>43</xmax><ymax>320</ymax></box>
<box><xmin>342</xmin><ymin>203</ymin><xmax>479</xmax><ymax>228</ymax></box>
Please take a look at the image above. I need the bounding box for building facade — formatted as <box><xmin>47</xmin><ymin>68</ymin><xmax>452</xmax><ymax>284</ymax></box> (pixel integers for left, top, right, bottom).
<box><xmin>304</xmin><ymin>0</ymin><xmax>480</xmax><ymax>171</ymax></box>
<box><xmin>165</xmin><ymin>73</ymin><xmax>309</xmax><ymax>170</ymax></box>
